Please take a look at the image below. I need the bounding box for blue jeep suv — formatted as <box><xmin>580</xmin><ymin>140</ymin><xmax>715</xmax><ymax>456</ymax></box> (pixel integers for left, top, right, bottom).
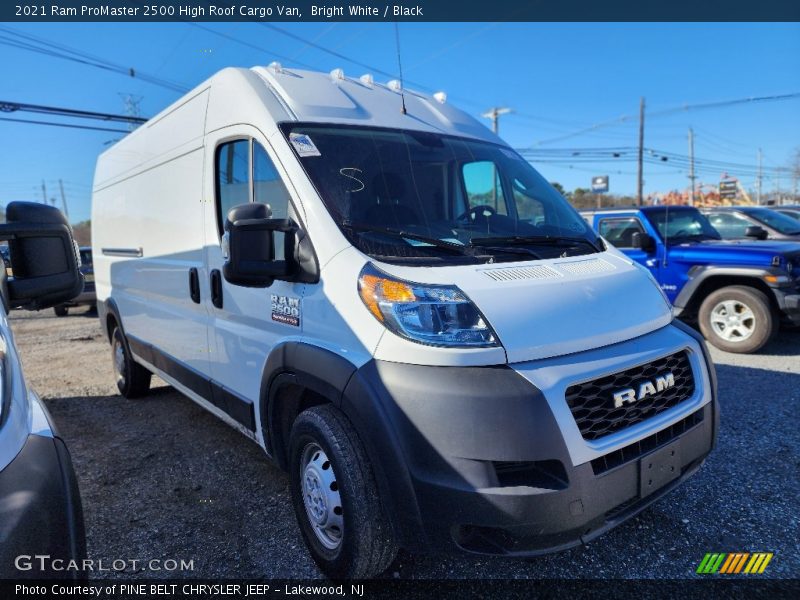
<box><xmin>582</xmin><ymin>205</ymin><xmax>800</xmax><ymax>353</ymax></box>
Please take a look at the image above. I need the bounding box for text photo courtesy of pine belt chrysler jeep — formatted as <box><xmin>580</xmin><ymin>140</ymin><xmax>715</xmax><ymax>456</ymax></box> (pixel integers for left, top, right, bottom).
<box><xmin>92</xmin><ymin>65</ymin><xmax>718</xmax><ymax>578</ymax></box>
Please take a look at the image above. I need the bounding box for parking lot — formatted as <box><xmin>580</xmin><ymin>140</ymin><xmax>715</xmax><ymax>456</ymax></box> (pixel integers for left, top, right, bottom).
<box><xmin>9</xmin><ymin>308</ymin><xmax>799</xmax><ymax>579</ymax></box>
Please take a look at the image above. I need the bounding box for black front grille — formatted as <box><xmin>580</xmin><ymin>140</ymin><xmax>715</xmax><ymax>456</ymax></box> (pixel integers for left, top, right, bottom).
<box><xmin>591</xmin><ymin>408</ymin><xmax>704</xmax><ymax>475</ymax></box>
<box><xmin>566</xmin><ymin>351</ymin><xmax>695</xmax><ymax>441</ymax></box>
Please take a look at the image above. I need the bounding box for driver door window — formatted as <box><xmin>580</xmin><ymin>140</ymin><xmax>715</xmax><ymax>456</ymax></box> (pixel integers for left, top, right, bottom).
<box><xmin>462</xmin><ymin>161</ymin><xmax>508</xmax><ymax>215</ymax></box>
<box><xmin>598</xmin><ymin>217</ymin><xmax>645</xmax><ymax>248</ymax></box>
<box><xmin>707</xmin><ymin>212</ymin><xmax>750</xmax><ymax>238</ymax></box>
<box><xmin>215</xmin><ymin>139</ymin><xmax>293</xmax><ymax>258</ymax></box>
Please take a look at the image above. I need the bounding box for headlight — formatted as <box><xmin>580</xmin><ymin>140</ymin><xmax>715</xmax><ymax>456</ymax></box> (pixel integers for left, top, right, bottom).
<box><xmin>358</xmin><ymin>264</ymin><xmax>497</xmax><ymax>347</ymax></box>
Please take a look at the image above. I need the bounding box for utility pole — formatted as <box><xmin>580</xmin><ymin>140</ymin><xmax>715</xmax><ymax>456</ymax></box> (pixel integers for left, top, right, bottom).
<box><xmin>482</xmin><ymin>107</ymin><xmax>512</xmax><ymax>208</ymax></box>
<box><xmin>119</xmin><ymin>93</ymin><xmax>143</xmax><ymax>132</ymax></box>
<box><xmin>636</xmin><ymin>97</ymin><xmax>645</xmax><ymax>206</ymax></box>
<box><xmin>482</xmin><ymin>106</ymin><xmax>513</xmax><ymax>135</ymax></box>
<box><xmin>58</xmin><ymin>179</ymin><xmax>69</xmax><ymax>220</ymax></box>
<box><xmin>688</xmin><ymin>127</ymin><xmax>696</xmax><ymax>206</ymax></box>
<box><xmin>41</xmin><ymin>180</ymin><xmax>47</xmax><ymax>205</ymax></box>
<box><xmin>757</xmin><ymin>148</ymin><xmax>763</xmax><ymax>205</ymax></box>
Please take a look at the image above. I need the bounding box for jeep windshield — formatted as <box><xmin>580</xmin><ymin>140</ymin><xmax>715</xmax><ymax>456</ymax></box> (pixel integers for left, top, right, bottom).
<box><xmin>282</xmin><ymin>124</ymin><xmax>599</xmax><ymax>264</ymax></box>
<box><xmin>645</xmin><ymin>207</ymin><xmax>721</xmax><ymax>243</ymax></box>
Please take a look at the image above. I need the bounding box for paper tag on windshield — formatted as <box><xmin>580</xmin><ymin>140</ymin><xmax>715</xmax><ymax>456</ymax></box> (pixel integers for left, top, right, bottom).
<box><xmin>289</xmin><ymin>133</ymin><xmax>321</xmax><ymax>157</ymax></box>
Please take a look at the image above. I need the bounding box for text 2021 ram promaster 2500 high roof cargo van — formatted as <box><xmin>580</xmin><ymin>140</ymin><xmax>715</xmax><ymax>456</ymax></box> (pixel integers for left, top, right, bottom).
<box><xmin>92</xmin><ymin>64</ymin><xmax>718</xmax><ymax>578</ymax></box>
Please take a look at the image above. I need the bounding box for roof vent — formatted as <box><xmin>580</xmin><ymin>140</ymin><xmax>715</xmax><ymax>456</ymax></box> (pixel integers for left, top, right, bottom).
<box><xmin>267</xmin><ymin>61</ymin><xmax>282</xmax><ymax>75</ymax></box>
<box><xmin>330</xmin><ymin>68</ymin><xmax>345</xmax><ymax>83</ymax></box>
<box><xmin>387</xmin><ymin>79</ymin><xmax>402</xmax><ymax>92</ymax></box>
<box><xmin>359</xmin><ymin>73</ymin><xmax>374</xmax><ymax>88</ymax></box>
<box><xmin>433</xmin><ymin>91</ymin><xmax>447</xmax><ymax>104</ymax></box>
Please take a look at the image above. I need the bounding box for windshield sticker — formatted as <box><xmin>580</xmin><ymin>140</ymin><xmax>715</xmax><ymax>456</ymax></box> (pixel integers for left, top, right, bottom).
<box><xmin>271</xmin><ymin>294</ymin><xmax>301</xmax><ymax>327</ymax></box>
<box><xmin>289</xmin><ymin>133</ymin><xmax>321</xmax><ymax>157</ymax></box>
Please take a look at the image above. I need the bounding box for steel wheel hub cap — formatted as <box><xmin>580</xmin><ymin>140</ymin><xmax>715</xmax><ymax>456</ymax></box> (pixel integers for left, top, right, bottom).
<box><xmin>300</xmin><ymin>443</ymin><xmax>343</xmax><ymax>550</ymax></box>
<box><xmin>114</xmin><ymin>341</ymin><xmax>126</xmax><ymax>383</ymax></box>
<box><xmin>709</xmin><ymin>300</ymin><xmax>756</xmax><ymax>342</ymax></box>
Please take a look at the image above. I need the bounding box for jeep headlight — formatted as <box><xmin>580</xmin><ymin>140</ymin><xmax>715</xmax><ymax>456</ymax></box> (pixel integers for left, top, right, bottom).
<box><xmin>358</xmin><ymin>264</ymin><xmax>497</xmax><ymax>347</ymax></box>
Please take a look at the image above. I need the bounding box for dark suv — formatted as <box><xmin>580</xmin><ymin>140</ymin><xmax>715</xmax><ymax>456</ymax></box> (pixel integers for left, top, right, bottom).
<box><xmin>702</xmin><ymin>206</ymin><xmax>800</xmax><ymax>241</ymax></box>
<box><xmin>54</xmin><ymin>247</ymin><xmax>95</xmax><ymax>316</ymax></box>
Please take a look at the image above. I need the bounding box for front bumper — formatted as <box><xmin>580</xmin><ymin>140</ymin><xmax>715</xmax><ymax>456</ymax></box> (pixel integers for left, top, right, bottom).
<box><xmin>0</xmin><ymin>420</ymin><xmax>86</xmax><ymax>577</ymax></box>
<box><xmin>341</xmin><ymin>324</ymin><xmax>717</xmax><ymax>556</ymax></box>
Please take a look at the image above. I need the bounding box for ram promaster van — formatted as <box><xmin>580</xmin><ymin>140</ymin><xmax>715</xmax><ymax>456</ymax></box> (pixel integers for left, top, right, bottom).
<box><xmin>92</xmin><ymin>65</ymin><xmax>718</xmax><ymax>578</ymax></box>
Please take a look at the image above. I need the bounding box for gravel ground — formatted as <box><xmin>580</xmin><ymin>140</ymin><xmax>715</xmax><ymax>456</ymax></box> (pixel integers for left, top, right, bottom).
<box><xmin>9</xmin><ymin>308</ymin><xmax>799</xmax><ymax>580</ymax></box>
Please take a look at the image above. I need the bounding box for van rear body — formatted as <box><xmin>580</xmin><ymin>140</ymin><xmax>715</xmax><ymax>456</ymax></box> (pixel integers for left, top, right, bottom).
<box><xmin>92</xmin><ymin>66</ymin><xmax>717</xmax><ymax>577</ymax></box>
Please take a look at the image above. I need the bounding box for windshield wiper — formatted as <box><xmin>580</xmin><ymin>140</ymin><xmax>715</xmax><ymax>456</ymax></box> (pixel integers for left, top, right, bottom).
<box><xmin>469</xmin><ymin>235</ymin><xmax>600</xmax><ymax>252</ymax></box>
<box><xmin>341</xmin><ymin>222</ymin><xmax>475</xmax><ymax>256</ymax></box>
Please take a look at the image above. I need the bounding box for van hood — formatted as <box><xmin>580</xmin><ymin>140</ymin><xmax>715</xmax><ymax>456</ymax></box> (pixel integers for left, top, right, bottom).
<box><xmin>377</xmin><ymin>252</ymin><xmax>673</xmax><ymax>363</ymax></box>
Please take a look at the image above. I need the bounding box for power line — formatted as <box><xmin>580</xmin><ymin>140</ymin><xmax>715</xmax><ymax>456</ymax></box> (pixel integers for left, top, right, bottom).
<box><xmin>0</xmin><ymin>100</ymin><xmax>147</xmax><ymax>124</ymax></box>
<box><xmin>532</xmin><ymin>91</ymin><xmax>800</xmax><ymax>146</ymax></box>
<box><xmin>0</xmin><ymin>26</ymin><xmax>190</xmax><ymax>93</ymax></box>
<box><xmin>0</xmin><ymin>116</ymin><xmax>130</xmax><ymax>133</ymax></box>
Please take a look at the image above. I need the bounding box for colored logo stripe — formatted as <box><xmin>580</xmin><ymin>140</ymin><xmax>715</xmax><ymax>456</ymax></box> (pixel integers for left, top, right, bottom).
<box><xmin>697</xmin><ymin>552</ymin><xmax>773</xmax><ymax>574</ymax></box>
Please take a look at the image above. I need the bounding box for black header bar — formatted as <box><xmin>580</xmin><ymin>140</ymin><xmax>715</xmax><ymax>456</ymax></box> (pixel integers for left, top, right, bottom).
<box><xmin>3</xmin><ymin>1</ymin><xmax>799</xmax><ymax>22</ymax></box>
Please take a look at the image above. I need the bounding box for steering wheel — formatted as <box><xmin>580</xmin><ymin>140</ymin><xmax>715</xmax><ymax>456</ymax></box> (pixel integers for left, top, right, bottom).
<box><xmin>458</xmin><ymin>204</ymin><xmax>497</xmax><ymax>223</ymax></box>
<box><xmin>671</xmin><ymin>229</ymin><xmax>690</xmax><ymax>237</ymax></box>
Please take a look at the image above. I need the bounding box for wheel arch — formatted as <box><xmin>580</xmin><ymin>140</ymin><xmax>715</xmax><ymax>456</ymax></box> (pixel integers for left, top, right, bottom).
<box><xmin>675</xmin><ymin>268</ymin><xmax>779</xmax><ymax>317</ymax></box>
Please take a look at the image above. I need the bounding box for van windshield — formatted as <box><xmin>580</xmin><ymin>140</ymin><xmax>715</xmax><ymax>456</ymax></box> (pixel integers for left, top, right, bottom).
<box><xmin>282</xmin><ymin>124</ymin><xmax>599</xmax><ymax>264</ymax></box>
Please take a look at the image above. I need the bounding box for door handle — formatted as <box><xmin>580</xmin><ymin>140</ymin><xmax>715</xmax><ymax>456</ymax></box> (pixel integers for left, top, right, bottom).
<box><xmin>210</xmin><ymin>269</ymin><xmax>223</xmax><ymax>309</ymax></box>
<box><xmin>189</xmin><ymin>267</ymin><xmax>200</xmax><ymax>303</ymax></box>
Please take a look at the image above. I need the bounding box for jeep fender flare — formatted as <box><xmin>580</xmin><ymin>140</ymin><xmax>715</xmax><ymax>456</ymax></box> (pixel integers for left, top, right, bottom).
<box><xmin>673</xmin><ymin>266</ymin><xmax>775</xmax><ymax>312</ymax></box>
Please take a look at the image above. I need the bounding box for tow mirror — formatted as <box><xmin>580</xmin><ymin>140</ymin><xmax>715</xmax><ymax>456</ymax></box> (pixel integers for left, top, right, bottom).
<box><xmin>0</xmin><ymin>202</ymin><xmax>83</xmax><ymax>311</ymax></box>
<box><xmin>222</xmin><ymin>203</ymin><xmax>296</xmax><ymax>288</ymax></box>
<box><xmin>631</xmin><ymin>232</ymin><xmax>656</xmax><ymax>252</ymax></box>
<box><xmin>745</xmin><ymin>225</ymin><xmax>768</xmax><ymax>240</ymax></box>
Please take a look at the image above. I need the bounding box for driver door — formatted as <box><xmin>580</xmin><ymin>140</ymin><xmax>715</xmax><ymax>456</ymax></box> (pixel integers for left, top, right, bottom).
<box><xmin>202</xmin><ymin>126</ymin><xmax>304</xmax><ymax>434</ymax></box>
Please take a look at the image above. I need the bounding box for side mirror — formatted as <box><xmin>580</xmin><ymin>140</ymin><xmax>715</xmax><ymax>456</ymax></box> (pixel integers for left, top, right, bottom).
<box><xmin>631</xmin><ymin>232</ymin><xmax>656</xmax><ymax>252</ymax></box>
<box><xmin>745</xmin><ymin>225</ymin><xmax>768</xmax><ymax>240</ymax></box>
<box><xmin>0</xmin><ymin>202</ymin><xmax>83</xmax><ymax>311</ymax></box>
<box><xmin>222</xmin><ymin>203</ymin><xmax>296</xmax><ymax>288</ymax></box>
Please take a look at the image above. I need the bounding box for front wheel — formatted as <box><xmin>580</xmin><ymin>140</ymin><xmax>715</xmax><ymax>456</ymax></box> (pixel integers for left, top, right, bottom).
<box><xmin>111</xmin><ymin>327</ymin><xmax>151</xmax><ymax>398</ymax></box>
<box><xmin>698</xmin><ymin>285</ymin><xmax>776</xmax><ymax>353</ymax></box>
<box><xmin>53</xmin><ymin>305</ymin><xmax>68</xmax><ymax>317</ymax></box>
<box><xmin>288</xmin><ymin>405</ymin><xmax>397</xmax><ymax>579</ymax></box>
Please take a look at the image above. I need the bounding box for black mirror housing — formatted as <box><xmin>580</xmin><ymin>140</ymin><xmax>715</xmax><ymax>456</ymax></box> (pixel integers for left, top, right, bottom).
<box><xmin>631</xmin><ymin>232</ymin><xmax>656</xmax><ymax>252</ymax></box>
<box><xmin>223</xmin><ymin>203</ymin><xmax>296</xmax><ymax>288</ymax></box>
<box><xmin>0</xmin><ymin>202</ymin><xmax>83</xmax><ymax>311</ymax></box>
<box><xmin>745</xmin><ymin>225</ymin><xmax>768</xmax><ymax>240</ymax></box>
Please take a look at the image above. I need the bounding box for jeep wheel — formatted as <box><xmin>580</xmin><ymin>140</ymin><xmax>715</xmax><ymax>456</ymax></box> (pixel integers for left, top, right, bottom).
<box><xmin>288</xmin><ymin>405</ymin><xmax>397</xmax><ymax>579</ymax></box>
<box><xmin>53</xmin><ymin>305</ymin><xmax>68</xmax><ymax>317</ymax></box>
<box><xmin>111</xmin><ymin>326</ymin><xmax>151</xmax><ymax>398</ymax></box>
<box><xmin>698</xmin><ymin>285</ymin><xmax>775</xmax><ymax>353</ymax></box>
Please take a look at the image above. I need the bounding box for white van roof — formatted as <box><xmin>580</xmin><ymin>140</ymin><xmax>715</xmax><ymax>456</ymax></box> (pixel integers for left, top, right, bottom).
<box><xmin>253</xmin><ymin>65</ymin><xmax>498</xmax><ymax>142</ymax></box>
<box><xmin>94</xmin><ymin>65</ymin><xmax>498</xmax><ymax>189</ymax></box>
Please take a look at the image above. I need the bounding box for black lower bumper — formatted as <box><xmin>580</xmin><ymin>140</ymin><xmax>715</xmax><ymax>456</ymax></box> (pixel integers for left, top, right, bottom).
<box><xmin>774</xmin><ymin>286</ymin><xmax>800</xmax><ymax>324</ymax></box>
<box><xmin>342</xmin><ymin>359</ymin><xmax>716</xmax><ymax>556</ymax></box>
<box><xmin>0</xmin><ymin>434</ymin><xmax>86</xmax><ymax>578</ymax></box>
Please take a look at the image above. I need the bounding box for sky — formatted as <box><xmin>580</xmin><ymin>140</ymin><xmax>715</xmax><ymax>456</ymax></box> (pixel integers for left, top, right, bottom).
<box><xmin>1</xmin><ymin>22</ymin><xmax>799</xmax><ymax>223</ymax></box>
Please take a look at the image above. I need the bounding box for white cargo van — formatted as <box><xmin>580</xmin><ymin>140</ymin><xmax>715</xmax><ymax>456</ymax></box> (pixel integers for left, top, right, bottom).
<box><xmin>92</xmin><ymin>65</ymin><xmax>718</xmax><ymax>578</ymax></box>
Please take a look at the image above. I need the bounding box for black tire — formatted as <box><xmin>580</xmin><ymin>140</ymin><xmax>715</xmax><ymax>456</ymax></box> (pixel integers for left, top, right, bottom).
<box><xmin>111</xmin><ymin>326</ymin><xmax>151</xmax><ymax>398</ymax></box>
<box><xmin>288</xmin><ymin>405</ymin><xmax>397</xmax><ymax>579</ymax></box>
<box><xmin>53</xmin><ymin>305</ymin><xmax>68</xmax><ymax>317</ymax></box>
<box><xmin>698</xmin><ymin>285</ymin><xmax>776</xmax><ymax>353</ymax></box>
